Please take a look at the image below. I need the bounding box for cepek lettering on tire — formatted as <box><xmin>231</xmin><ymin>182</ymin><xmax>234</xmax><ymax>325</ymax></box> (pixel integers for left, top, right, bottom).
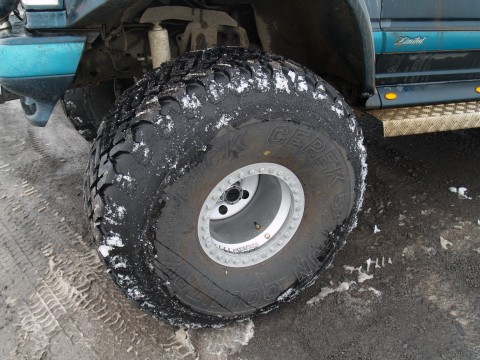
<box><xmin>85</xmin><ymin>48</ymin><xmax>367</xmax><ymax>327</ymax></box>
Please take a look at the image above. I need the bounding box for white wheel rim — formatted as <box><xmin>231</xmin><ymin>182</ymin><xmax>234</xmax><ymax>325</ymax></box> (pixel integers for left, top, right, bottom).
<box><xmin>197</xmin><ymin>162</ymin><xmax>305</xmax><ymax>268</ymax></box>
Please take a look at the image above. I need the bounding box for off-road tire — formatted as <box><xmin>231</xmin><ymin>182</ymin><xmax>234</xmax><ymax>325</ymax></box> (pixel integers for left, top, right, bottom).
<box><xmin>61</xmin><ymin>81</ymin><xmax>117</xmax><ymax>141</ymax></box>
<box><xmin>85</xmin><ymin>47</ymin><xmax>367</xmax><ymax>327</ymax></box>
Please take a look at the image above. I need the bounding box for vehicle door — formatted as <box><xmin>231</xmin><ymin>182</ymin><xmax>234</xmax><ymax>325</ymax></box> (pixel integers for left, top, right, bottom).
<box><xmin>374</xmin><ymin>0</ymin><xmax>480</xmax><ymax>106</ymax></box>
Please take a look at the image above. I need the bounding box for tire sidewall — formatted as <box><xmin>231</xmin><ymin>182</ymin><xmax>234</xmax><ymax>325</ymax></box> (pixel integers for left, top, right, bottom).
<box><xmin>154</xmin><ymin>119</ymin><xmax>355</xmax><ymax>316</ymax></box>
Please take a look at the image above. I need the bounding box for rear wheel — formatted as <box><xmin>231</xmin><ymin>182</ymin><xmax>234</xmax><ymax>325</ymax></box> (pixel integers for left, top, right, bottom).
<box><xmin>61</xmin><ymin>80</ymin><xmax>131</xmax><ymax>141</ymax></box>
<box><xmin>85</xmin><ymin>47</ymin><xmax>366</xmax><ymax>326</ymax></box>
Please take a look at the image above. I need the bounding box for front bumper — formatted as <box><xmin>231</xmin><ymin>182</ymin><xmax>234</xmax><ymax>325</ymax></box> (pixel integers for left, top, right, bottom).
<box><xmin>0</xmin><ymin>20</ymin><xmax>85</xmax><ymax>125</ymax></box>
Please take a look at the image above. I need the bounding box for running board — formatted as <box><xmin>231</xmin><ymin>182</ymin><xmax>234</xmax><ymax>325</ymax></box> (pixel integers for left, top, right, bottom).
<box><xmin>367</xmin><ymin>101</ymin><xmax>480</xmax><ymax>137</ymax></box>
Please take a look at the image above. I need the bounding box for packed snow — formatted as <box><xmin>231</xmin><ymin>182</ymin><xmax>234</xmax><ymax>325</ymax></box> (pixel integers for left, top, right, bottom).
<box><xmin>307</xmin><ymin>282</ymin><xmax>351</xmax><ymax>304</ymax></box>
<box><xmin>449</xmin><ymin>186</ymin><xmax>472</xmax><ymax>200</ymax></box>
<box><xmin>440</xmin><ymin>236</ymin><xmax>453</xmax><ymax>250</ymax></box>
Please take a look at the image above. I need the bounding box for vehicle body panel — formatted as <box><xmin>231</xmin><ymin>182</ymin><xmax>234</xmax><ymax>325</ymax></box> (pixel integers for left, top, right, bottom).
<box><xmin>365</xmin><ymin>0</ymin><xmax>480</xmax><ymax>108</ymax></box>
<box><xmin>1</xmin><ymin>0</ymin><xmax>480</xmax><ymax>123</ymax></box>
<box><xmin>0</xmin><ymin>36</ymin><xmax>84</xmax><ymax>78</ymax></box>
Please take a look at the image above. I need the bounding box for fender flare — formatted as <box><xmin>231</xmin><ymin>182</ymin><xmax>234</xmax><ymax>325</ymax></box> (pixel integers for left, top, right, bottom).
<box><xmin>252</xmin><ymin>0</ymin><xmax>376</xmax><ymax>98</ymax></box>
<box><xmin>346</xmin><ymin>0</ymin><xmax>376</xmax><ymax>95</ymax></box>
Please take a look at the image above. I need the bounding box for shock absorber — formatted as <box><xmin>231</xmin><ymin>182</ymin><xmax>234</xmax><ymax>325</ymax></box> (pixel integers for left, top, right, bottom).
<box><xmin>148</xmin><ymin>24</ymin><xmax>171</xmax><ymax>69</ymax></box>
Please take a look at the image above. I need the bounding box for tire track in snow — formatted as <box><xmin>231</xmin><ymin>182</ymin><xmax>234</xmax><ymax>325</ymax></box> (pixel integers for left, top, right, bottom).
<box><xmin>0</xmin><ymin>207</ymin><xmax>92</xmax><ymax>359</ymax></box>
<box><xmin>0</xmin><ymin>177</ymin><xmax>194</xmax><ymax>359</ymax></box>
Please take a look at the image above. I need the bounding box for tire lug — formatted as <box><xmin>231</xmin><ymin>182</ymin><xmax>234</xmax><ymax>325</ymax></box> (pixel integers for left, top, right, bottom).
<box><xmin>284</xmin><ymin>232</ymin><xmax>290</xmax><ymax>238</ymax></box>
<box><xmin>290</xmin><ymin>181</ymin><xmax>297</xmax><ymax>186</ymax></box>
<box><xmin>249</xmin><ymin>169</ymin><xmax>255</xmax><ymax>175</ymax></box>
<box><xmin>289</xmin><ymin>224</ymin><xmax>296</xmax><ymax>229</ymax></box>
<box><xmin>229</xmin><ymin>178</ymin><xmax>235</xmax><ymax>184</ymax></box>
<box><xmin>262</xmin><ymin>253</ymin><xmax>267</xmax><ymax>258</ymax></box>
<box><xmin>238</xmin><ymin>172</ymin><xmax>245</xmax><ymax>178</ymax></box>
<box><xmin>268</xmin><ymin>168</ymin><xmax>274</xmax><ymax>174</ymax></box>
<box><xmin>264</xmin><ymin>233</ymin><xmax>271</xmax><ymax>239</ymax></box>
<box><xmin>278</xmin><ymin>171</ymin><xmax>284</xmax><ymax>176</ymax></box>
<box><xmin>260</xmin><ymin>167</ymin><xmax>265</xmax><ymax>173</ymax></box>
<box><xmin>203</xmin><ymin>235</ymin><xmax>209</xmax><ymax>240</ymax></box>
<box><xmin>285</xmin><ymin>176</ymin><xmax>291</xmax><ymax>181</ymax></box>
<box><xmin>295</xmin><ymin>197</ymin><xmax>301</xmax><ymax>202</ymax></box>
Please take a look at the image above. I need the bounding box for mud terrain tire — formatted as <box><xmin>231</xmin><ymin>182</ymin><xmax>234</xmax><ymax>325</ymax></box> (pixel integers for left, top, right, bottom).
<box><xmin>85</xmin><ymin>48</ymin><xmax>366</xmax><ymax>326</ymax></box>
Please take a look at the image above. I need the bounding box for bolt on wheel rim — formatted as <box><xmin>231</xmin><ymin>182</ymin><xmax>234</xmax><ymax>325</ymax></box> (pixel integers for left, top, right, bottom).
<box><xmin>197</xmin><ymin>162</ymin><xmax>305</xmax><ymax>268</ymax></box>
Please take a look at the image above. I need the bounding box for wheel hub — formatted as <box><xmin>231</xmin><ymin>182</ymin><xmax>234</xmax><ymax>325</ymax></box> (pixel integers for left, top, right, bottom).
<box><xmin>223</xmin><ymin>184</ymin><xmax>243</xmax><ymax>205</ymax></box>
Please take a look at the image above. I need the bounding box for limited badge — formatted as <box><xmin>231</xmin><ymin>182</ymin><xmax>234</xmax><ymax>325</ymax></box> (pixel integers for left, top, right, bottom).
<box><xmin>394</xmin><ymin>35</ymin><xmax>427</xmax><ymax>46</ymax></box>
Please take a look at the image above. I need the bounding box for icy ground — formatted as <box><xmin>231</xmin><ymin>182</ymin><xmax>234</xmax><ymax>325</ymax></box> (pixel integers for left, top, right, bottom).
<box><xmin>0</xmin><ymin>102</ymin><xmax>479</xmax><ymax>359</ymax></box>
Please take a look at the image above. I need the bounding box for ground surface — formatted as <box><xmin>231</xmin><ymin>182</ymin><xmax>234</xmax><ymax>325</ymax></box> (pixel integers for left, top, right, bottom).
<box><xmin>0</xmin><ymin>101</ymin><xmax>479</xmax><ymax>359</ymax></box>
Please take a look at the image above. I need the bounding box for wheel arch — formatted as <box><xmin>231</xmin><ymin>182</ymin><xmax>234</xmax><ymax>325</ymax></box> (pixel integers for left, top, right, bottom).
<box><xmin>251</xmin><ymin>0</ymin><xmax>375</xmax><ymax>101</ymax></box>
